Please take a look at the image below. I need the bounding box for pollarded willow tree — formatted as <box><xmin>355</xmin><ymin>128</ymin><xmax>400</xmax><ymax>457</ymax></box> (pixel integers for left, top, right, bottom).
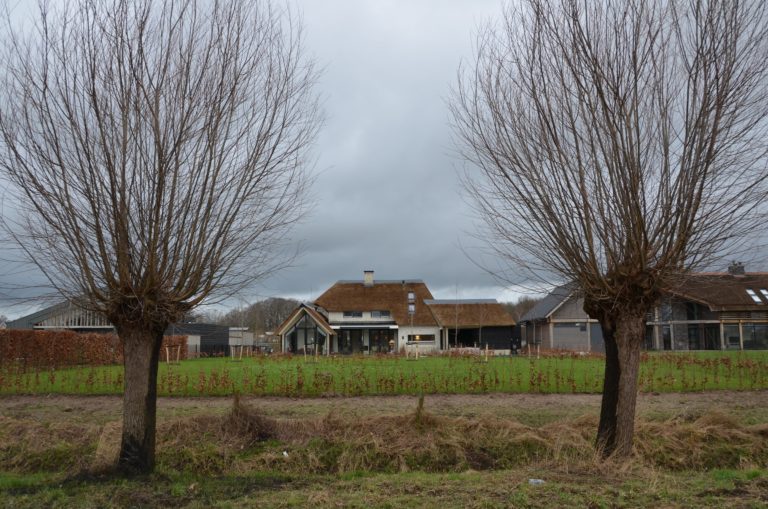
<box><xmin>452</xmin><ymin>0</ymin><xmax>768</xmax><ymax>458</ymax></box>
<box><xmin>0</xmin><ymin>1</ymin><xmax>320</xmax><ymax>473</ymax></box>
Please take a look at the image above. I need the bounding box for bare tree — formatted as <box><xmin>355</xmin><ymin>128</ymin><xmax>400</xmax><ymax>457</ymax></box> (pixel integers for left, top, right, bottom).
<box><xmin>452</xmin><ymin>0</ymin><xmax>768</xmax><ymax>458</ymax></box>
<box><xmin>502</xmin><ymin>296</ymin><xmax>541</xmax><ymax>323</ymax></box>
<box><xmin>0</xmin><ymin>0</ymin><xmax>320</xmax><ymax>473</ymax></box>
<box><xmin>215</xmin><ymin>297</ymin><xmax>299</xmax><ymax>332</ymax></box>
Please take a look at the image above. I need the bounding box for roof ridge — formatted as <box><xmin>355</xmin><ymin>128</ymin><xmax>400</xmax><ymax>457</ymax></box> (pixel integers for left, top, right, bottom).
<box><xmin>334</xmin><ymin>279</ymin><xmax>425</xmax><ymax>284</ymax></box>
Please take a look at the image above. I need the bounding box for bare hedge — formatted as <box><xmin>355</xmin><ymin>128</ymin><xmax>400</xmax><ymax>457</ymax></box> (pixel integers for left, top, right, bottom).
<box><xmin>0</xmin><ymin>329</ymin><xmax>187</xmax><ymax>369</ymax></box>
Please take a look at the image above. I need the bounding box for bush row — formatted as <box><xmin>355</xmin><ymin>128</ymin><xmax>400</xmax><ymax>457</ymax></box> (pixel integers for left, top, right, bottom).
<box><xmin>0</xmin><ymin>329</ymin><xmax>187</xmax><ymax>368</ymax></box>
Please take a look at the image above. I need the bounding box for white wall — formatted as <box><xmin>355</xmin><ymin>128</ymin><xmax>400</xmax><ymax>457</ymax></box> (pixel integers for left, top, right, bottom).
<box><xmin>186</xmin><ymin>335</ymin><xmax>201</xmax><ymax>358</ymax></box>
<box><xmin>397</xmin><ymin>326</ymin><xmax>440</xmax><ymax>351</ymax></box>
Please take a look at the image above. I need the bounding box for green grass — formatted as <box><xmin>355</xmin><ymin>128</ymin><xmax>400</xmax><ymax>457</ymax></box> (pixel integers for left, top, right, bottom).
<box><xmin>1</xmin><ymin>468</ymin><xmax>766</xmax><ymax>508</ymax></box>
<box><xmin>1</xmin><ymin>350</ymin><xmax>767</xmax><ymax>396</ymax></box>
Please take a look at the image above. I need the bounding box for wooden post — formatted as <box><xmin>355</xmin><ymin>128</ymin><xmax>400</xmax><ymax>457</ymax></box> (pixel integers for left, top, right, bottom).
<box><xmin>739</xmin><ymin>321</ymin><xmax>744</xmax><ymax>351</ymax></box>
<box><xmin>165</xmin><ymin>346</ymin><xmax>170</xmax><ymax>364</ymax></box>
<box><xmin>485</xmin><ymin>343</ymin><xmax>489</xmax><ymax>362</ymax></box>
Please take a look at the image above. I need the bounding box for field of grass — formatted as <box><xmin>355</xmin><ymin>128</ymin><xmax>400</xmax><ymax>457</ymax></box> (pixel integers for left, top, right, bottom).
<box><xmin>1</xmin><ymin>391</ymin><xmax>767</xmax><ymax>508</ymax></box>
<box><xmin>1</xmin><ymin>350</ymin><xmax>767</xmax><ymax>396</ymax></box>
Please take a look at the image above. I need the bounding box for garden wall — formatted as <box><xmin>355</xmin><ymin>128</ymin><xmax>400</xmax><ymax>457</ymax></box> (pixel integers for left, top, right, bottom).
<box><xmin>0</xmin><ymin>329</ymin><xmax>187</xmax><ymax>369</ymax></box>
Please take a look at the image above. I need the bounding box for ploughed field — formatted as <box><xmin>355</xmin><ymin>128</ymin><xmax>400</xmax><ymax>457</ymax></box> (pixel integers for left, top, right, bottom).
<box><xmin>1</xmin><ymin>391</ymin><xmax>767</xmax><ymax>508</ymax></box>
<box><xmin>1</xmin><ymin>351</ymin><xmax>767</xmax><ymax>396</ymax></box>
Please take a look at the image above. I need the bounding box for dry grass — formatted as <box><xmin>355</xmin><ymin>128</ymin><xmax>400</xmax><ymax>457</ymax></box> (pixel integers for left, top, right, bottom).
<box><xmin>2</xmin><ymin>395</ymin><xmax>768</xmax><ymax>508</ymax></box>
<box><xmin>1</xmin><ymin>393</ymin><xmax>766</xmax><ymax>481</ymax></box>
<box><xmin>147</xmin><ymin>396</ymin><xmax>768</xmax><ymax>477</ymax></box>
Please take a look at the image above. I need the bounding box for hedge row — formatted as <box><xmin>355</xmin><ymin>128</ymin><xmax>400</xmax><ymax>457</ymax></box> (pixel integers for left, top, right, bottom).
<box><xmin>0</xmin><ymin>329</ymin><xmax>187</xmax><ymax>369</ymax></box>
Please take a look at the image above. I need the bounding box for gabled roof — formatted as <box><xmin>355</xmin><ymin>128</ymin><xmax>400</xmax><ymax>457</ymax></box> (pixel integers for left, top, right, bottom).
<box><xmin>425</xmin><ymin>299</ymin><xmax>516</xmax><ymax>327</ymax></box>
<box><xmin>6</xmin><ymin>300</ymin><xmax>111</xmax><ymax>330</ymax></box>
<box><xmin>6</xmin><ymin>301</ymin><xmax>73</xmax><ymax>329</ymax></box>
<box><xmin>314</xmin><ymin>280</ymin><xmax>437</xmax><ymax>326</ymax></box>
<box><xmin>519</xmin><ymin>284</ymin><xmax>574</xmax><ymax>323</ymax></box>
<box><xmin>669</xmin><ymin>273</ymin><xmax>768</xmax><ymax>311</ymax></box>
<box><xmin>276</xmin><ymin>304</ymin><xmax>336</xmax><ymax>337</ymax></box>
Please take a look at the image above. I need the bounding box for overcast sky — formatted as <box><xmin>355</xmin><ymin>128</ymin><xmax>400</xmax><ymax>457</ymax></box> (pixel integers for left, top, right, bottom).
<box><xmin>1</xmin><ymin>1</ymin><xmax>545</xmax><ymax>320</ymax></box>
<box><xmin>254</xmin><ymin>0</ymin><xmax>521</xmax><ymax>305</ymax></box>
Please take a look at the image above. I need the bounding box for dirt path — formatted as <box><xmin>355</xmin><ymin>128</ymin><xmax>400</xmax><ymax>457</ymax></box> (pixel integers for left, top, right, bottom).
<box><xmin>2</xmin><ymin>390</ymin><xmax>767</xmax><ymax>426</ymax></box>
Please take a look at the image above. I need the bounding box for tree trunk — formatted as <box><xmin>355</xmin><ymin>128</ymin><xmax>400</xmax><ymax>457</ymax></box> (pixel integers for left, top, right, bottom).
<box><xmin>117</xmin><ymin>325</ymin><xmax>164</xmax><ymax>474</ymax></box>
<box><xmin>596</xmin><ymin>319</ymin><xmax>619</xmax><ymax>457</ymax></box>
<box><xmin>612</xmin><ymin>310</ymin><xmax>646</xmax><ymax>457</ymax></box>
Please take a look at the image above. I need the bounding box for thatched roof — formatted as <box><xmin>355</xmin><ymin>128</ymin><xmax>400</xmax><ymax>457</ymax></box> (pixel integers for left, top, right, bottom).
<box><xmin>314</xmin><ymin>280</ymin><xmax>437</xmax><ymax>326</ymax></box>
<box><xmin>669</xmin><ymin>272</ymin><xmax>768</xmax><ymax>310</ymax></box>
<box><xmin>276</xmin><ymin>304</ymin><xmax>335</xmax><ymax>336</ymax></box>
<box><xmin>425</xmin><ymin>300</ymin><xmax>516</xmax><ymax>328</ymax></box>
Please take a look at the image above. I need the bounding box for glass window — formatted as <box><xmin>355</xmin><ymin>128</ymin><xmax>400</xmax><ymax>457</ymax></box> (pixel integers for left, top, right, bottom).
<box><xmin>644</xmin><ymin>325</ymin><xmax>655</xmax><ymax>350</ymax></box>
<box><xmin>660</xmin><ymin>300</ymin><xmax>673</xmax><ymax>322</ymax></box>
<box><xmin>723</xmin><ymin>324</ymin><xmax>740</xmax><ymax>349</ymax></box>
<box><xmin>343</xmin><ymin>311</ymin><xmax>362</xmax><ymax>318</ymax></box>
<box><xmin>408</xmin><ymin>303</ymin><xmax>415</xmax><ymax>314</ymax></box>
<box><xmin>407</xmin><ymin>292</ymin><xmax>415</xmax><ymax>302</ymax></box>
<box><xmin>371</xmin><ymin>310</ymin><xmax>391</xmax><ymax>318</ymax></box>
<box><xmin>407</xmin><ymin>334</ymin><xmax>435</xmax><ymax>342</ymax></box>
<box><xmin>743</xmin><ymin>323</ymin><xmax>768</xmax><ymax>350</ymax></box>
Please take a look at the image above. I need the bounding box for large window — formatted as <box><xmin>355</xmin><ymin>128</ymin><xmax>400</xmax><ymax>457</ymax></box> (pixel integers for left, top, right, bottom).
<box><xmin>743</xmin><ymin>323</ymin><xmax>768</xmax><ymax>350</ymax></box>
<box><xmin>371</xmin><ymin>310</ymin><xmax>391</xmax><ymax>318</ymax></box>
<box><xmin>337</xmin><ymin>329</ymin><xmax>363</xmax><ymax>354</ymax></box>
<box><xmin>662</xmin><ymin>325</ymin><xmax>671</xmax><ymax>350</ymax></box>
<box><xmin>723</xmin><ymin>324</ymin><xmax>740</xmax><ymax>349</ymax></box>
<box><xmin>644</xmin><ymin>325</ymin><xmax>655</xmax><ymax>350</ymax></box>
<box><xmin>343</xmin><ymin>311</ymin><xmax>362</xmax><ymax>318</ymax></box>
<box><xmin>407</xmin><ymin>334</ymin><xmax>435</xmax><ymax>342</ymax></box>
<box><xmin>370</xmin><ymin>328</ymin><xmax>395</xmax><ymax>353</ymax></box>
<box><xmin>287</xmin><ymin>314</ymin><xmax>325</xmax><ymax>354</ymax></box>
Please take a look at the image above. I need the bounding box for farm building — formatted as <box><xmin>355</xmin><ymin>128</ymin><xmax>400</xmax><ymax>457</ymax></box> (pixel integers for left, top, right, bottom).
<box><xmin>7</xmin><ymin>301</ymin><xmax>231</xmax><ymax>357</ymax></box>
<box><xmin>424</xmin><ymin>299</ymin><xmax>517</xmax><ymax>351</ymax></box>
<box><xmin>277</xmin><ymin>270</ymin><xmax>517</xmax><ymax>354</ymax></box>
<box><xmin>519</xmin><ymin>263</ymin><xmax>768</xmax><ymax>351</ymax></box>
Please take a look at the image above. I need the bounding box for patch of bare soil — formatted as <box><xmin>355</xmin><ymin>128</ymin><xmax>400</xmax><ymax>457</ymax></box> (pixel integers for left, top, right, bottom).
<box><xmin>2</xmin><ymin>390</ymin><xmax>767</xmax><ymax>424</ymax></box>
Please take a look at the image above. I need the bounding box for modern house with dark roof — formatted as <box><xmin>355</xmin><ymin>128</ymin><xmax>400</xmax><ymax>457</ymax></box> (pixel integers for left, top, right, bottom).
<box><xmin>277</xmin><ymin>270</ymin><xmax>517</xmax><ymax>354</ymax></box>
<box><xmin>519</xmin><ymin>284</ymin><xmax>605</xmax><ymax>353</ymax></box>
<box><xmin>519</xmin><ymin>263</ymin><xmax>768</xmax><ymax>352</ymax></box>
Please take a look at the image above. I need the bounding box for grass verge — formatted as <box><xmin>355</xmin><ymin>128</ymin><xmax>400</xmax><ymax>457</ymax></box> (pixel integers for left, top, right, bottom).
<box><xmin>2</xmin><ymin>393</ymin><xmax>768</xmax><ymax>507</ymax></box>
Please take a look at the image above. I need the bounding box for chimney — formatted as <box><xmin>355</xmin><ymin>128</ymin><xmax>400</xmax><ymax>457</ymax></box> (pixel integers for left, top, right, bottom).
<box><xmin>364</xmin><ymin>270</ymin><xmax>374</xmax><ymax>287</ymax></box>
<box><xmin>728</xmin><ymin>261</ymin><xmax>745</xmax><ymax>276</ymax></box>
